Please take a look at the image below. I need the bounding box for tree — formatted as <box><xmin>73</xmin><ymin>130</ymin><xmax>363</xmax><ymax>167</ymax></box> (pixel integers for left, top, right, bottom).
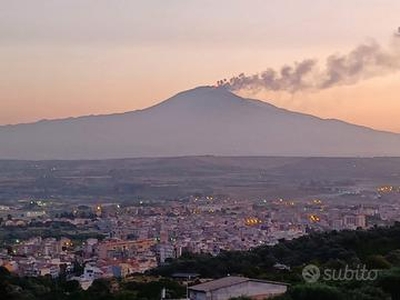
<box><xmin>365</xmin><ymin>255</ymin><xmax>392</xmax><ymax>270</ymax></box>
<box><xmin>288</xmin><ymin>284</ymin><xmax>344</xmax><ymax>300</ymax></box>
<box><xmin>86</xmin><ymin>279</ymin><xmax>112</xmax><ymax>300</ymax></box>
<box><xmin>378</xmin><ymin>268</ymin><xmax>400</xmax><ymax>300</ymax></box>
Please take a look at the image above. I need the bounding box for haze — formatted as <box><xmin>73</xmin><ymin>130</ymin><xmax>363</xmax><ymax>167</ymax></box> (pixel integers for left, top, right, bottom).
<box><xmin>1</xmin><ymin>0</ymin><xmax>400</xmax><ymax>132</ymax></box>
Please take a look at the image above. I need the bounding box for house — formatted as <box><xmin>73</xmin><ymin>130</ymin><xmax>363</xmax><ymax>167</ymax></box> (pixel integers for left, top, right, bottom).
<box><xmin>189</xmin><ymin>276</ymin><xmax>288</xmax><ymax>300</ymax></box>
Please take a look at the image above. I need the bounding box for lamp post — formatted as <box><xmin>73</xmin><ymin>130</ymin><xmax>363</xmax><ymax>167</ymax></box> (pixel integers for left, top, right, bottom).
<box><xmin>186</xmin><ymin>275</ymin><xmax>191</xmax><ymax>300</ymax></box>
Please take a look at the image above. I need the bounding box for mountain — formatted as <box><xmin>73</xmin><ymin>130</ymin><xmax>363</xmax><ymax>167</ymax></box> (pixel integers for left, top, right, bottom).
<box><xmin>1</xmin><ymin>86</ymin><xmax>400</xmax><ymax>159</ymax></box>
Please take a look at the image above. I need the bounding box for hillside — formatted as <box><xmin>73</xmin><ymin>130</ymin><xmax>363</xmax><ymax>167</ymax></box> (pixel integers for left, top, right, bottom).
<box><xmin>1</xmin><ymin>86</ymin><xmax>400</xmax><ymax>159</ymax></box>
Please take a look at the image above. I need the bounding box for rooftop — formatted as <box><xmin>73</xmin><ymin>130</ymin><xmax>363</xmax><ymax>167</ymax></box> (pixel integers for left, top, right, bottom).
<box><xmin>189</xmin><ymin>276</ymin><xmax>247</xmax><ymax>292</ymax></box>
<box><xmin>189</xmin><ymin>276</ymin><xmax>288</xmax><ymax>292</ymax></box>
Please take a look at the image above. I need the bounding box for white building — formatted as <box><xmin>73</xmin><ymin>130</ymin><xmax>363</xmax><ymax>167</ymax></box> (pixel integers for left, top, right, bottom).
<box><xmin>189</xmin><ymin>276</ymin><xmax>288</xmax><ymax>300</ymax></box>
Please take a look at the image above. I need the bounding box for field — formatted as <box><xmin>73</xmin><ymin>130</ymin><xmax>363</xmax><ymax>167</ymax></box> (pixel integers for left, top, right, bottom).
<box><xmin>0</xmin><ymin>156</ymin><xmax>399</xmax><ymax>203</ymax></box>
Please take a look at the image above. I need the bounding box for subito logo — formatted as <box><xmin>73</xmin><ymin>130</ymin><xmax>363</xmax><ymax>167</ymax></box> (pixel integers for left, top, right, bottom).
<box><xmin>302</xmin><ymin>264</ymin><xmax>320</xmax><ymax>283</ymax></box>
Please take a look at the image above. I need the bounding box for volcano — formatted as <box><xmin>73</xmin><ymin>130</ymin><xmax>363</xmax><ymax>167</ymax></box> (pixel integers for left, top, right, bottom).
<box><xmin>1</xmin><ymin>86</ymin><xmax>400</xmax><ymax>159</ymax></box>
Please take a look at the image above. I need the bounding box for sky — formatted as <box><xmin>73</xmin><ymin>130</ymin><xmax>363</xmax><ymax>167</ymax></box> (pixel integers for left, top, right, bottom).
<box><xmin>1</xmin><ymin>0</ymin><xmax>400</xmax><ymax>132</ymax></box>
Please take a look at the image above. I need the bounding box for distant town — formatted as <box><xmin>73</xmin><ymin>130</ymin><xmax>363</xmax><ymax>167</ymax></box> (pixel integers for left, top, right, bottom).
<box><xmin>0</xmin><ymin>181</ymin><xmax>399</xmax><ymax>289</ymax></box>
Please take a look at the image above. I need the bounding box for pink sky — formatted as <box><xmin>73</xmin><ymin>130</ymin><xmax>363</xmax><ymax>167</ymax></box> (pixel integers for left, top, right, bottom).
<box><xmin>1</xmin><ymin>0</ymin><xmax>400</xmax><ymax>132</ymax></box>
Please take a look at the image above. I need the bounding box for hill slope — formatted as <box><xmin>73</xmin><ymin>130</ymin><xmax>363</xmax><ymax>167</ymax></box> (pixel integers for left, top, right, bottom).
<box><xmin>1</xmin><ymin>86</ymin><xmax>400</xmax><ymax>159</ymax></box>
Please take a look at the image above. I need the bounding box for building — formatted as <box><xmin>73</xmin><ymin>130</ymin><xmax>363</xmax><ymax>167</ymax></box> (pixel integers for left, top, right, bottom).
<box><xmin>343</xmin><ymin>214</ymin><xmax>366</xmax><ymax>229</ymax></box>
<box><xmin>81</xmin><ymin>265</ymin><xmax>104</xmax><ymax>281</ymax></box>
<box><xmin>98</xmin><ymin>238</ymin><xmax>155</xmax><ymax>260</ymax></box>
<box><xmin>157</xmin><ymin>243</ymin><xmax>175</xmax><ymax>263</ymax></box>
<box><xmin>189</xmin><ymin>276</ymin><xmax>288</xmax><ymax>300</ymax></box>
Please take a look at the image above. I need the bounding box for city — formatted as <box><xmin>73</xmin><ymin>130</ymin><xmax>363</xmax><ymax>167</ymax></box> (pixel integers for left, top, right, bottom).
<box><xmin>0</xmin><ymin>182</ymin><xmax>399</xmax><ymax>288</ymax></box>
<box><xmin>2</xmin><ymin>1</ymin><xmax>400</xmax><ymax>299</ymax></box>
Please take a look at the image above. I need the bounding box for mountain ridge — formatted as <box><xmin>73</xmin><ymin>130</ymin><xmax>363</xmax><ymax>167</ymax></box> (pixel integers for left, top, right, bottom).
<box><xmin>1</xmin><ymin>86</ymin><xmax>400</xmax><ymax>159</ymax></box>
<box><xmin>1</xmin><ymin>86</ymin><xmax>396</xmax><ymax>136</ymax></box>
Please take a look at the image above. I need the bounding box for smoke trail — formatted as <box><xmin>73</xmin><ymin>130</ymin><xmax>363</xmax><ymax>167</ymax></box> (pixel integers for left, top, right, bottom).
<box><xmin>219</xmin><ymin>38</ymin><xmax>400</xmax><ymax>93</ymax></box>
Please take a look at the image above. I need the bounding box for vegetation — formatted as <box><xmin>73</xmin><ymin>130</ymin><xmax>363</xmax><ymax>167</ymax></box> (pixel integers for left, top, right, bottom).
<box><xmin>0</xmin><ymin>220</ymin><xmax>106</xmax><ymax>247</ymax></box>
<box><xmin>154</xmin><ymin>223</ymin><xmax>400</xmax><ymax>279</ymax></box>
<box><xmin>0</xmin><ymin>269</ymin><xmax>185</xmax><ymax>300</ymax></box>
<box><xmin>152</xmin><ymin>223</ymin><xmax>400</xmax><ymax>299</ymax></box>
<box><xmin>5</xmin><ymin>224</ymin><xmax>400</xmax><ymax>299</ymax></box>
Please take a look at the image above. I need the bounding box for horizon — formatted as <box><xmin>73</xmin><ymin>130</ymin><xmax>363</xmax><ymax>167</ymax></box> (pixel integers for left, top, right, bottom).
<box><xmin>0</xmin><ymin>85</ymin><xmax>398</xmax><ymax>136</ymax></box>
<box><xmin>3</xmin><ymin>2</ymin><xmax>400</xmax><ymax>295</ymax></box>
<box><xmin>2</xmin><ymin>1</ymin><xmax>400</xmax><ymax>133</ymax></box>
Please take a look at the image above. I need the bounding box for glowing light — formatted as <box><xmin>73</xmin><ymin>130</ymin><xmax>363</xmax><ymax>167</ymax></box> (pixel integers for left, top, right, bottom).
<box><xmin>309</xmin><ymin>215</ymin><xmax>320</xmax><ymax>223</ymax></box>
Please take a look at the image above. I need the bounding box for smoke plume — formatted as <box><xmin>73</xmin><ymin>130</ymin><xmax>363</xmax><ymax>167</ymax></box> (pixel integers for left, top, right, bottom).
<box><xmin>218</xmin><ymin>38</ymin><xmax>400</xmax><ymax>93</ymax></box>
